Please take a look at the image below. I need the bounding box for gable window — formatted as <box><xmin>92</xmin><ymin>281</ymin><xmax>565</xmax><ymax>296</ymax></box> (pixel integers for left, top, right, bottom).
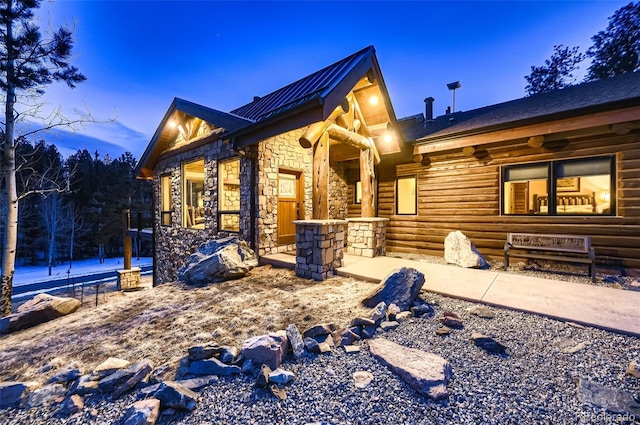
<box><xmin>160</xmin><ymin>174</ymin><xmax>172</xmax><ymax>226</ymax></box>
<box><xmin>502</xmin><ymin>156</ymin><xmax>614</xmax><ymax>216</ymax></box>
<box><xmin>182</xmin><ymin>158</ymin><xmax>205</xmax><ymax>229</ymax></box>
<box><xmin>218</xmin><ymin>157</ymin><xmax>240</xmax><ymax>232</ymax></box>
<box><xmin>396</xmin><ymin>175</ymin><xmax>417</xmax><ymax>215</ymax></box>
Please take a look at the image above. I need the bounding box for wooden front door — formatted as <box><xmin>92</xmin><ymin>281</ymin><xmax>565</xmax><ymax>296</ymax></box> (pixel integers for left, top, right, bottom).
<box><xmin>277</xmin><ymin>170</ymin><xmax>302</xmax><ymax>245</ymax></box>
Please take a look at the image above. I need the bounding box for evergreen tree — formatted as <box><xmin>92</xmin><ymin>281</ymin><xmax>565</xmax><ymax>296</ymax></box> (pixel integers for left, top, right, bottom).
<box><xmin>525</xmin><ymin>45</ymin><xmax>585</xmax><ymax>95</ymax></box>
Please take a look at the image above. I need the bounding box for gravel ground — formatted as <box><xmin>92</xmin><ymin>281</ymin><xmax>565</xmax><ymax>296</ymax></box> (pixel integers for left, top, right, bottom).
<box><xmin>2</xmin><ymin>256</ymin><xmax>640</xmax><ymax>425</ymax></box>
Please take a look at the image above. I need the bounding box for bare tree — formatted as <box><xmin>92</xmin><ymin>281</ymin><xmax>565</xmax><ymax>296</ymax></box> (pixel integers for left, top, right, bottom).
<box><xmin>1</xmin><ymin>0</ymin><xmax>86</xmax><ymax>316</ymax></box>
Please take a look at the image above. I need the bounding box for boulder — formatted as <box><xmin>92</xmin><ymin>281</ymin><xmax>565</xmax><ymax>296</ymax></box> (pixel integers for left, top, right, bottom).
<box><xmin>219</xmin><ymin>346</ymin><xmax>239</xmax><ymax>364</ymax></box>
<box><xmin>188</xmin><ymin>344</ymin><xmax>223</xmax><ymax>361</ymax></box>
<box><xmin>302</xmin><ymin>323</ymin><xmax>333</xmax><ymax>339</ymax></box>
<box><xmin>0</xmin><ymin>382</ymin><xmax>32</xmax><ymax>409</ymax></box>
<box><xmin>177</xmin><ymin>237</ymin><xmax>258</xmax><ymax>285</ymax></box>
<box><xmin>93</xmin><ymin>357</ymin><xmax>130</xmax><ymax>379</ymax></box>
<box><xmin>368</xmin><ymin>338</ymin><xmax>452</xmax><ymax>401</ymax></box>
<box><xmin>21</xmin><ymin>383</ymin><xmax>66</xmax><ymax>408</ymax></box>
<box><xmin>0</xmin><ymin>294</ymin><xmax>81</xmax><ymax>334</ymax></box>
<box><xmin>576</xmin><ymin>378</ymin><xmax>640</xmax><ymax>415</ymax></box>
<box><xmin>58</xmin><ymin>394</ymin><xmax>84</xmax><ymax>417</ymax></box>
<box><xmin>112</xmin><ymin>360</ymin><xmax>154</xmax><ymax>398</ymax></box>
<box><xmin>174</xmin><ymin>376</ymin><xmax>219</xmax><ymax>392</ymax></box>
<box><xmin>444</xmin><ymin>230</ymin><xmax>488</xmax><ymax>268</ymax></box>
<box><xmin>268</xmin><ymin>368</ymin><xmax>295</xmax><ymax>385</ymax></box>
<box><xmin>362</xmin><ymin>268</ymin><xmax>425</xmax><ymax>311</ymax></box>
<box><xmin>68</xmin><ymin>375</ymin><xmax>99</xmax><ymax>396</ymax></box>
<box><xmin>47</xmin><ymin>366</ymin><xmax>83</xmax><ymax>384</ymax></box>
<box><xmin>353</xmin><ymin>371</ymin><xmax>374</xmax><ymax>389</ymax></box>
<box><xmin>188</xmin><ymin>358</ymin><xmax>241</xmax><ymax>376</ymax></box>
<box><xmin>242</xmin><ymin>332</ymin><xmax>289</xmax><ymax>369</ymax></box>
<box><xmin>286</xmin><ymin>324</ymin><xmax>305</xmax><ymax>360</ymax></box>
<box><xmin>119</xmin><ymin>398</ymin><xmax>160</xmax><ymax>425</ymax></box>
<box><xmin>333</xmin><ymin>328</ymin><xmax>360</xmax><ymax>347</ymax></box>
<box><xmin>154</xmin><ymin>381</ymin><xmax>198</xmax><ymax>411</ymax></box>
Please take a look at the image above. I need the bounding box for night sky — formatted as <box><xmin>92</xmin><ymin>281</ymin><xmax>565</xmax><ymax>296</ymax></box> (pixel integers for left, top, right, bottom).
<box><xmin>34</xmin><ymin>0</ymin><xmax>628</xmax><ymax>159</ymax></box>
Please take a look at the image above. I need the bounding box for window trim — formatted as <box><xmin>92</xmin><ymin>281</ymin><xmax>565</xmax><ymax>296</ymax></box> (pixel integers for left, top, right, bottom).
<box><xmin>218</xmin><ymin>156</ymin><xmax>241</xmax><ymax>233</ymax></box>
<box><xmin>501</xmin><ymin>155</ymin><xmax>615</xmax><ymax>216</ymax></box>
<box><xmin>396</xmin><ymin>175</ymin><xmax>417</xmax><ymax>215</ymax></box>
<box><xmin>181</xmin><ymin>157</ymin><xmax>205</xmax><ymax>229</ymax></box>
<box><xmin>160</xmin><ymin>173</ymin><xmax>172</xmax><ymax>226</ymax></box>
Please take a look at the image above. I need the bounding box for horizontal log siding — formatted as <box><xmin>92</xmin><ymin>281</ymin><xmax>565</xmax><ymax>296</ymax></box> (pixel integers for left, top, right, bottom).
<box><xmin>374</xmin><ymin>132</ymin><xmax>640</xmax><ymax>269</ymax></box>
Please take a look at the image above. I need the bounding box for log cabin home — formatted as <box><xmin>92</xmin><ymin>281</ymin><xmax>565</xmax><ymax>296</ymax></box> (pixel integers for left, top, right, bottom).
<box><xmin>135</xmin><ymin>46</ymin><xmax>640</xmax><ymax>284</ymax></box>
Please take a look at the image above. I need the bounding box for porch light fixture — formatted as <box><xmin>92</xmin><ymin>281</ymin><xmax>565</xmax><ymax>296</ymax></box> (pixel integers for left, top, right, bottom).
<box><xmin>369</xmin><ymin>95</ymin><xmax>379</xmax><ymax>106</ymax></box>
<box><xmin>383</xmin><ymin>132</ymin><xmax>393</xmax><ymax>143</ymax></box>
<box><xmin>168</xmin><ymin>120</ymin><xmax>177</xmax><ymax>128</ymax></box>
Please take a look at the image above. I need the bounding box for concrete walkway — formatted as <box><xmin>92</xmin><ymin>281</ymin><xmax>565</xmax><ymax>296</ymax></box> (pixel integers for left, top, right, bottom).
<box><xmin>262</xmin><ymin>253</ymin><xmax>640</xmax><ymax>337</ymax></box>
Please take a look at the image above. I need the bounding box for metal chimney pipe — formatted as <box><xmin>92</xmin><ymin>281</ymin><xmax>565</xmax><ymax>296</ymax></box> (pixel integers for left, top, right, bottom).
<box><xmin>424</xmin><ymin>97</ymin><xmax>435</xmax><ymax>121</ymax></box>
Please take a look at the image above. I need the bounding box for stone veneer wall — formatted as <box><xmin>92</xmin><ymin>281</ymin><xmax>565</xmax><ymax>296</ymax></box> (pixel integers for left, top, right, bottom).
<box><xmin>220</xmin><ymin>158</ymin><xmax>240</xmax><ymax>231</ymax></box>
<box><xmin>294</xmin><ymin>220</ymin><xmax>346</xmax><ymax>280</ymax></box>
<box><xmin>346</xmin><ymin>218</ymin><xmax>389</xmax><ymax>257</ymax></box>
<box><xmin>153</xmin><ymin>138</ymin><xmax>247</xmax><ymax>284</ymax></box>
<box><xmin>328</xmin><ymin>163</ymin><xmax>349</xmax><ymax>219</ymax></box>
<box><xmin>117</xmin><ymin>267</ymin><xmax>141</xmax><ymax>290</ymax></box>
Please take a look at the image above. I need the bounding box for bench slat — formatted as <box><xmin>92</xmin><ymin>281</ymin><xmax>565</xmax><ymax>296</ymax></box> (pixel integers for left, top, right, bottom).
<box><xmin>507</xmin><ymin>233</ymin><xmax>590</xmax><ymax>253</ymax></box>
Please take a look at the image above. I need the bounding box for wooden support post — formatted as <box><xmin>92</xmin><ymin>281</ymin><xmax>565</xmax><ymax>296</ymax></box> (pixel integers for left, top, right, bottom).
<box><xmin>528</xmin><ymin>135</ymin><xmax>545</xmax><ymax>148</ymax></box>
<box><xmin>360</xmin><ymin>149</ymin><xmax>376</xmax><ymax>217</ymax></box>
<box><xmin>122</xmin><ymin>209</ymin><xmax>132</xmax><ymax>270</ymax></box>
<box><xmin>312</xmin><ymin>132</ymin><xmax>329</xmax><ymax>219</ymax></box>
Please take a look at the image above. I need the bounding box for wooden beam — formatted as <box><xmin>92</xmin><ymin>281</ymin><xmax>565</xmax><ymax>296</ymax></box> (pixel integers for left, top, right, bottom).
<box><xmin>352</xmin><ymin>96</ymin><xmax>371</xmax><ymax>137</ymax></box>
<box><xmin>528</xmin><ymin>135</ymin><xmax>545</xmax><ymax>148</ymax></box>
<box><xmin>462</xmin><ymin>146</ymin><xmax>476</xmax><ymax>156</ymax></box>
<box><xmin>326</xmin><ymin>123</ymin><xmax>380</xmax><ymax>164</ymax></box>
<box><xmin>299</xmin><ymin>99</ymin><xmax>349</xmax><ymax>148</ymax></box>
<box><xmin>360</xmin><ymin>149</ymin><xmax>375</xmax><ymax>217</ymax></box>
<box><xmin>413</xmin><ymin>154</ymin><xmax>424</xmax><ymax>163</ymax></box>
<box><xmin>611</xmin><ymin>121</ymin><xmax>640</xmax><ymax>135</ymax></box>
<box><xmin>414</xmin><ymin>106</ymin><xmax>640</xmax><ymax>155</ymax></box>
<box><xmin>312</xmin><ymin>132</ymin><xmax>329</xmax><ymax>219</ymax></box>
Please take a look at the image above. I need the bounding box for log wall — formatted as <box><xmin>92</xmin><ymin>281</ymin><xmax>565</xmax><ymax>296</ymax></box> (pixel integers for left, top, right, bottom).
<box><xmin>371</xmin><ymin>132</ymin><xmax>640</xmax><ymax>270</ymax></box>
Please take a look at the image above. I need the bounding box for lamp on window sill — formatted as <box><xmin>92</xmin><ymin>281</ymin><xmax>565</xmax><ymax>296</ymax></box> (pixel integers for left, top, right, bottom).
<box><xmin>600</xmin><ymin>192</ymin><xmax>610</xmax><ymax>203</ymax></box>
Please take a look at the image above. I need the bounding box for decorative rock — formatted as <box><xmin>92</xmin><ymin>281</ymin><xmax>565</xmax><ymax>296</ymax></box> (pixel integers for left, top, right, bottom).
<box><xmin>174</xmin><ymin>357</ymin><xmax>191</xmax><ymax>381</ymax></box>
<box><xmin>561</xmin><ymin>341</ymin><xmax>590</xmax><ymax>354</ymax></box>
<box><xmin>68</xmin><ymin>375</ymin><xmax>99</xmax><ymax>396</ymax></box>
<box><xmin>317</xmin><ymin>342</ymin><xmax>333</xmax><ymax>354</ymax></box>
<box><xmin>466</xmin><ymin>305</ymin><xmax>495</xmax><ymax>319</ymax></box>
<box><xmin>38</xmin><ymin>357</ymin><xmax>64</xmax><ymax>373</ymax></box>
<box><xmin>0</xmin><ymin>382</ymin><xmax>31</xmax><ymax>409</ymax></box>
<box><xmin>440</xmin><ymin>316</ymin><xmax>463</xmax><ymax>329</ymax></box>
<box><xmin>21</xmin><ymin>383</ymin><xmax>66</xmax><ymax>408</ymax></box>
<box><xmin>304</xmin><ymin>337</ymin><xmax>321</xmax><ymax>354</ymax></box>
<box><xmin>286</xmin><ymin>324</ymin><xmax>305</xmax><ymax>360</ymax></box>
<box><xmin>269</xmin><ymin>385</ymin><xmax>287</xmax><ymax>400</ymax></box>
<box><xmin>48</xmin><ymin>366</ymin><xmax>83</xmax><ymax>384</ymax></box>
<box><xmin>379</xmin><ymin>321</ymin><xmax>400</xmax><ymax>331</ymax></box>
<box><xmin>369</xmin><ymin>302</ymin><xmax>387</xmax><ymax>323</ymax></box>
<box><xmin>435</xmin><ymin>327</ymin><xmax>451</xmax><ymax>336</ymax></box>
<box><xmin>242</xmin><ymin>333</ymin><xmax>289</xmax><ymax>369</ymax></box>
<box><xmin>566</xmin><ymin>321</ymin><xmax>586</xmax><ymax>330</ymax></box>
<box><xmin>362</xmin><ymin>268</ymin><xmax>425</xmax><ymax>311</ymax></box>
<box><xmin>188</xmin><ymin>344</ymin><xmax>222</xmax><ymax>361</ymax></box>
<box><xmin>93</xmin><ymin>357</ymin><xmax>130</xmax><ymax>379</ymax></box>
<box><xmin>256</xmin><ymin>364</ymin><xmax>271</xmax><ymax>388</ymax></box>
<box><xmin>411</xmin><ymin>303</ymin><xmax>434</xmax><ymax>318</ymax></box>
<box><xmin>626</xmin><ymin>362</ymin><xmax>640</xmax><ymax>378</ymax></box>
<box><xmin>344</xmin><ymin>345</ymin><xmax>361</xmax><ymax>354</ymax></box>
<box><xmin>268</xmin><ymin>368</ymin><xmax>295</xmax><ymax>384</ymax></box>
<box><xmin>58</xmin><ymin>394</ymin><xmax>84</xmax><ymax>417</ymax></box>
<box><xmin>188</xmin><ymin>358</ymin><xmax>241</xmax><ymax>376</ymax></box>
<box><xmin>471</xmin><ymin>333</ymin><xmax>507</xmax><ymax>354</ymax></box>
<box><xmin>395</xmin><ymin>311</ymin><xmax>413</xmax><ymax>322</ymax></box>
<box><xmin>241</xmin><ymin>359</ymin><xmax>255</xmax><ymax>374</ymax></box>
<box><xmin>353</xmin><ymin>371</ymin><xmax>374</xmax><ymax>389</ymax></box>
<box><xmin>387</xmin><ymin>303</ymin><xmax>401</xmax><ymax>321</ymax></box>
<box><xmin>154</xmin><ymin>381</ymin><xmax>198</xmax><ymax>411</ymax></box>
<box><xmin>351</xmin><ymin>317</ymin><xmax>376</xmax><ymax>327</ymax></box>
<box><xmin>369</xmin><ymin>338</ymin><xmax>452</xmax><ymax>400</ymax></box>
<box><xmin>177</xmin><ymin>236</ymin><xmax>258</xmax><ymax>285</ymax></box>
<box><xmin>0</xmin><ymin>293</ymin><xmax>81</xmax><ymax>334</ymax></box>
<box><xmin>220</xmin><ymin>346</ymin><xmax>239</xmax><ymax>364</ymax></box>
<box><xmin>360</xmin><ymin>325</ymin><xmax>377</xmax><ymax>339</ymax></box>
<box><xmin>334</xmin><ymin>328</ymin><xmax>360</xmax><ymax>347</ymax></box>
<box><xmin>444</xmin><ymin>230</ymin><xmax>488</xmax><ymax>268</ymax></box>
<box><xmin>119</xmin><ymin>398</ymin><xmax>160</xmax><ymax>425</ymax></box>
<box><xmin>576</xmin><ymin>378</ymin><xmax>640</xmax><ymax>415</ymax></box>
<box><xmin>302</xmin><ymin>324</ymin><xmax>333</xmax><ymax>339</ymax></box>
<box><xmin>174</xmin><ymin>376</ymin><xmax>219</xmax><ymax>391</ymax></box>
<box><xmin>112</xmin><ymin>360</ymin><xmax>154</xmax><ymax>398</ymax></box>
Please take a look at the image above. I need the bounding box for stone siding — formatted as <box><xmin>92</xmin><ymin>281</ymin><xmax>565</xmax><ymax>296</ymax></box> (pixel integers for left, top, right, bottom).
<box><xmin>294</xmin><ymin>220</ymin><xmax>346</xmax><ymax>280</ymax></box>
<box><xmin>117</xmin><ymin>267</ymin><xmax>141</xmax><ymax>290</ymax></box>
<box><xmin>346</xmin><ymin>218</ymin><xmax>389</xmax><ymax>257</ymax></box>
<box><xmin>328</xmin><ymin>163</ymin><xmax>349</xmax><ymax>219</ymax></box>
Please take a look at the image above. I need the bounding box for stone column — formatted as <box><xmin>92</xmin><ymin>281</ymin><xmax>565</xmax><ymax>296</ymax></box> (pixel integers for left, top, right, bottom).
<box><xmin>293</xmin><ymin>220</ymin><xmax>346</xmax><ymax>280</ymax></box>
<box><xmin>346</xmin><ymin>217</ymin><xmax>389</xmax><ymax>257</ymax></box>
<box><xmin>117</xmin><ymin>267</ymin><xmax>141</xmax><ymax>291</ymax></box>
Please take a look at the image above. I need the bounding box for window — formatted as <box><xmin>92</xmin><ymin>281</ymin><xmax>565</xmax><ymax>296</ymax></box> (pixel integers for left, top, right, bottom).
<box><xmin>182</xmin><ymin>158</ymin><xmax>205</xmax><ymax>229</ymax></box>
<box><xmin>218</xmin><ymin>157</ymin><xmax>240</xmax><ymax>232</ymax></box>
<box><xmin>502</xmin><ymin>156</ymin><xmax>614</xmax><ymax>216</ymax></box>
<box><xmin>396</xmin><ymin>175</ymin><xmax>417</xmax><ymax>215</ymax></box>
<box><xmin>160</xmin><ymin>174</ymin><xmax>172</xmax><ymax>226</ymax></box>
<box><xmin>354</xmin><ymin>181</ymin><xmax>362</xmax><ymax>204</ymax></box>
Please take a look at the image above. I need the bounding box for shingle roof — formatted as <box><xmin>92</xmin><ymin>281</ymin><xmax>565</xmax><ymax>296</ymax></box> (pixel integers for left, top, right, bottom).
<box><xmin>230</xmin><ymin>46</ymin><xmax>375</xmax><ymax>122</ymax></box>
<box><xmin>410</xmin><ymin>71</ymin><xmax>640</xmax><ymax>142</ymax></box>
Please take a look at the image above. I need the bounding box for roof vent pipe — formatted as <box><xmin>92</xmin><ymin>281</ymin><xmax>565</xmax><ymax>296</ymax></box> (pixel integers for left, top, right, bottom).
<box><xmin>253</xmin><ymin>96</ymin><xmax>261</xmax><ymax>102</ymax></box>
<box><xmin>424</xmin><ymin>97</ymin><xmax>434</xmax><ymax>121</ymax></box>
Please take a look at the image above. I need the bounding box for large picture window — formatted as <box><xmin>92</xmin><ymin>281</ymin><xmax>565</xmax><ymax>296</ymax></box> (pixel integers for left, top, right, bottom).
<box><xmin>182</xmin><ymin>158</ymin><xmax>205</xmax><ymax>229</ymax></box>
<box><xmin>218</xmin><ymin>157</ymin><xmax>240</xmax><ymax>232</ymax></box>
<box><xmin>502</xmin><ymin>156</ymin><xmax>614</xmax><ymax>216</ymax></box>
<box><xmin>160</xmin><ymin>174</ymin><xmax>172</xmax><ymax>226</ymax></box>
<box><xmin>396</xmin><ymin>175</ymin><xmax>417</xmax><ymax>215</ymax></box>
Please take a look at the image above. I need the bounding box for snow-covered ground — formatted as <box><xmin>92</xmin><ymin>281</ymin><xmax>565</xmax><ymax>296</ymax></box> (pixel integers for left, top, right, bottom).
<box><xmin>11</xmin><ymin>257</ymin><xmax>153</xmax><ymax>286</ymax></box>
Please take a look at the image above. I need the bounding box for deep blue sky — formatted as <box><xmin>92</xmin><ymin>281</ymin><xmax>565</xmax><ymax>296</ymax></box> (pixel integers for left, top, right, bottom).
<box><xmin>35</xmin><ymin>0</ymin><xmax>629</xmax><ymax>159</ymax></box>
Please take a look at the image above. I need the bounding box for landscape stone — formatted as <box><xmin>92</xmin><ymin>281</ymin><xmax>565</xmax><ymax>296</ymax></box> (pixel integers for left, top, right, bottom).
<box><xmin>344</xmin><ymin>345</ymin><xmax>361</xmax><ymax>354</ymax></box>
<box><xmin>444</xmin><ymin>230</ymin><xmax>488</xmax><ymax>268</ymax></box>
<box><xmin>220</xmin><ymin>346</ymin><xmax>239</xmax><ymax>364</ymax></box>
<box><xmin>304</xmin><ymin>337</ymin><xmax>321</xmax><ymax>354</ymax></box>
<box><xmin>361</xmin><ymin>325</ymin><xmax>378</xmax><ymax>339</ymax></box>
<box><xmin>154</xmin><ymin>381</ymin><xmax>198</xmax><ymax>411</ymax></box>
<box><xmin>0</xmin><ymin>294</ymin><xmax>81</xmax><ymax>334</ymax></box>
<box><xmin>256</xmin><ymin>364</ymin><xmax>271</xmax><ymax>388</ymax></box>
<box><xmin>57</xmin><ymin>394</ymin><xmax>84</xmax><ymax>417</ymax></box>
<box><xmin>174</xmin><ymin>357</ymin><xmax>191</xmax><ymax>380</ymax></box>
<box><xmin>241</xmin><ymin>359</ymin><xmax>255</xmax><ymax>374</ymax></box>
<box><xmin>379</xmin><ymin>321</ymin><xmax>400</xmax><ymax>331</ymax></box>
<box><xmin>435</xmin><ymin>327</ymin><xmax>451</xmax><ymax>336</ymax></box>
<box><xmin>349</xmin><ymin>326</ymin><xmax>362</xmax><ymax>337</ymax></box>
<box><xmin>353</xmin><ymin>371</ymin><xmax>374</xmax><ymax>389</ymax></box>
<box><xmin>561</xmin><ymin>341</ymin><xmax>590</xmax><ymax>354</ymax></box>
<box><xmin>441</xmin><ymin>316</ymin><xmax>463</xmax><ymax>329</ymax></box>
<box><xmin>0</xmin><ymin>382</ymin><xmax>31</xmax><ymax>409</ymax></box>
<box><xmin>317</xmin><ymin>342</ymin><xmax>333</xmax><ymax>354</ymax></box>
<box><xmin>93</xmin><ymin>357</ymin><xmax>130</xmax><ymax>379</ymax></box>
<box><xmin>119</xmin><ymin>398</ymin><xmax>160</xmax><ymax>425</ymax></box>
<box><xmin>334</xmin><ymin>328</ymin><xmax>360</xmax><ymax>347</ymax></box>
<box><xmin>68</xmin><ymin>375</ymin><xmax>99</xmax><ymax>396</ymax></box>
<box><xmin>286</xmin><ymin>324</ymin><xmax>305</xmax><ymax>360</ymax></box>
<box><xmin>174</xmin><ymin>376</ymin><xmax>219</xmax><ymax>391</ymax></box>
<box><xmin>47</xmin><ymin>366</ymin><xmax>83</xmax><ymax>384</ymax></box>
<box><xmin>268</xmin><ymin>368</ymin><xmax>295</xmax><ymax>384</ymax></box>
<box><xmin>368</xmin><ymin>302</ymin><xmax>387</xmax><ymax>323</ymax></box>
<box><xmin>242</xmin><ymin>333</ymin><xmax>289</xmax><ymax>369</ymax></box>
<box><xmin>387</xmin><ymin>303</ymin><xmax>401</xmax><ymax>321</ymax></box>
<box><xmin>21</xmin><ymin>383</ymin><xmax>66</xmax><ymax>408</ymax></box>
<box><xmin>351</xmin><ymin>317</ymin><xmax>376</xmax><ymax>327</ymax></box>
<box><xmin>269</xmin><ymin>385</ymin><xmax>287</xmax><ymax>400</ymax></box>
<box><xmin>362</xmin><ymin>268</ymin><xmax>425</xmax><ymax>311</ymax></box>
<box><xmin>188</xmin><ymin>358</ymin><xmax>241</xmax><ymax>376</ymax></box>
<box><xmin>411</xmin><ymin>304</ymin><xmax>435</xmax><ymax>318</ymax></box>
<box><xmin>466</xmin><ymin>305</ymin><xmax>495</xmax><ymax>319</ymax></box>
<box><xmin>112</xmin><ymin>360</ymin><xmax>154</xmax><ymax>398</ymax></box>
<box><xmin>302</xmin><ymin>324</ymin><xmax>333</xmax><ymax>339</ymax></box>
<box><xmin>395</xmin><ymin>311</ymin><xmax>413</xmax><ymax>322</ymax></box>
<box><xmin>576</xmin><ymin>378</ymin><xmax>640</xmax><ymax>415</ymax></box>
<box><xmin>369</xmin><ymin>338</ymin><xmax>452</xmax><ymax>400</ymax></box>
<box><xmin>471</xmin><ymin>333</ymin><xmax>507</xmax><ymax>354</ymax></box>
<box><xmin>188</xmin><ymin>344</ymin><xmax>222</xmax><ymax>361</ymax></box>
<box><xmin>177</xmin><ymin>237</ymin><xmax>258</xmax><ymax>285</ymax></box>
<box><xmin>626</xmin><ymin>362</ymin><xmax>640</xmax><ymax>378</ymax></box>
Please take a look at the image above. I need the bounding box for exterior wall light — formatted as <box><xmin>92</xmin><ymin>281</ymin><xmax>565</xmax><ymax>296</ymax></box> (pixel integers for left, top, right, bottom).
<box><xmin>369</xmin><ymin>95</ymin><xmax>379</xmax><ymax>106</ymax></box>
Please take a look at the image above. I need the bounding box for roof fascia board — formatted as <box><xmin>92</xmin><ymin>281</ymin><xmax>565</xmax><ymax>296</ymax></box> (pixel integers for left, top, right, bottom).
<box><xmin>135</xmin><ymin>98</ymin><xmax>180</xmax><ymax>178</ymax></box>
<box><xmin>413</xmin><ymin>105</ymin><xmax>640</xmax><ymax>155</ymax></box>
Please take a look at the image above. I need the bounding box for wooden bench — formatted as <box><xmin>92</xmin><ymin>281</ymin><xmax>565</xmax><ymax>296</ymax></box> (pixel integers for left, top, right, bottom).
<box><xmin>504</xmin><ymin>233</ymin><xmax>596</xmax><ymax>282</ymax></box>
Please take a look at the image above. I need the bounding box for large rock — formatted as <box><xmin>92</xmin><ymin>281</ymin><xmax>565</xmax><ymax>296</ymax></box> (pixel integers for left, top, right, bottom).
<box><xmin>286</xmin><ymin>324</ymin><xmax>305</xmax><ymax>360</ymax></box>
<box><xmin>368</xmin><ymin>338</ymin><xmax>452</xmax><ymax>401</ymax></box>
<box><xmin>188</xmin><ymin>358</ymin><xmax>241</xmax><ymax>376</ymax></box>
<box><xmin>178</xmin><ymin>237</ymin><xmax>258</xmax><ymax>285</ymax></box>
<box><xmin>21</xmin><ymin>383</ymin><xmax>66</xmax><ymax>408</ymax></box>
<box><xmin>242</xmin><ymin>332</ymin><xmax>289</xmax><ymax>369</ymax></box>
<box><xmin>576</xmin><ymin>378</ymin><xmax>640</xmax><ymax>415</ymax></box>
<box><xmin>0</xmin><ymin>294</ymin><xmax>81</xmax><ymax>334</ymax></box>
<box><xmin>119</xmin><ymin>398</ymin><xmax>160</xmax><ymax>425</ymax></box>
<box><xmin>362</xmin><ymin>268</ymin><xmax>425</xmax><ymax>311</ymax></box>
<box><xmin>444</xmin><ymin>231</ymin><xmax>488</xmax><ymax>268</ymax></box>
<box><xmin>154</xmin><ymin>382</ymin><xmax>198</xmax><ymax>411</ymax></box>
<box><xmin>0</xmin><ymin>382</ymin><xmax>31</xmax><ymax>409</ymax></box>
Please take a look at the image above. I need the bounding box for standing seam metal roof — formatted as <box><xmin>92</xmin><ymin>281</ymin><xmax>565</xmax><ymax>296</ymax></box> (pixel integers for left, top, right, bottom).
<box><xmin>230</xmin><ymin>46</ymin><xmax>374</xmax><ymax>122</ymax></box>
